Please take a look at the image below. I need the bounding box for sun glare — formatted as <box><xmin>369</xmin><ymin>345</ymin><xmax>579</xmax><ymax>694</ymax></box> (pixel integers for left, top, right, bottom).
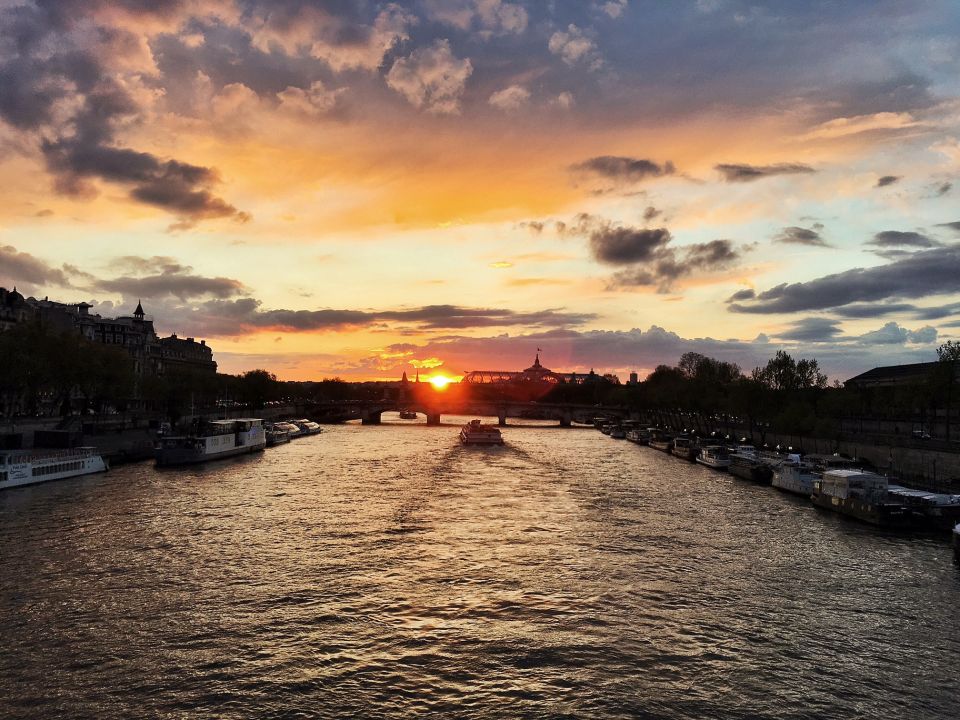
<box><xmin>429</xmin><ymin>375</ymin><xmax>453</xmax><ymax>390</ymax></box>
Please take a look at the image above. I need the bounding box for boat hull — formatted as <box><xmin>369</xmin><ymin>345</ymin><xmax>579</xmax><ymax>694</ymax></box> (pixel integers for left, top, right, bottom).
<box><xmin>697</xmin><ymin>458</ymin><xmax>730</xmax><ymax>469</ymax></box>
<box><xmin>156</xmin><ymin>442</ymin><xmax>265</xmax><ymax>467</ymax></box>
<box><xmin>729</xmin><ymin>459</ymin><xmax>772</xmax><ymax>484</ymax></box>
<box><xmin>810</xmin><ymin>492</ymin><xmax>911</xmax><ymax>527</ymax></box>
<box><xmin>671</xmin><ymin>447</ymin><xmax>697</xmax><ymax>462</ymax></box>
<box><xmin>1</xmin><ymin>454</ymin><xmax>107</xmax><ymax>490</ymax></box>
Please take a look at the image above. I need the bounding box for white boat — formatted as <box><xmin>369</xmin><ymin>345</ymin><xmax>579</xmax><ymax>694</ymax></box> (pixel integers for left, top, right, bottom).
<box><xmin>770</xmin><ymin>454</ymin><xmax>815</xmax><ymax>495</ymax></box>
<box><xmin>156</xmin><ymin>418</ymin><xmax>266</xmax><ymax>466</ymax></box>
<box><xmin>265</xmin><ymin>423</ymin><xmax>291</xmax><ymax>446</ymax></box>
<box><xmin>273</xmin><ymin>421</ymin><xmax>303</xmax><ymax>439</ymax></box>
<box><xmin>459</xmin><ymin>419</ymin><xmax>504</xmax><ymax>446</ymax></box>
<box><xmin>292</xmin><ymin>419</ymin><xmax>322</xmax><ymax>435</ymax></box>
<box><xmin>773</xmin><ymin>453</ymin><xmax>858</xmax><ymax>496</ymax></box>
<box><xmin>1</xmin><ymin>447</ymin><xmax>108</xmax><ymax>490</ymax></box>
<box><xmin>696</xmin><ymin>445</ymin><xmax>730</xmax><ymax>469</ymax></box>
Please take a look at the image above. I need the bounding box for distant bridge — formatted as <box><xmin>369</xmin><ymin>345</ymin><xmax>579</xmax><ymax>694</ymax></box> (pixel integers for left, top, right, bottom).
<box><xmin>303</xmin><ymin>399</ymin><xmax>636</xmax><ymax>427</ymax></box>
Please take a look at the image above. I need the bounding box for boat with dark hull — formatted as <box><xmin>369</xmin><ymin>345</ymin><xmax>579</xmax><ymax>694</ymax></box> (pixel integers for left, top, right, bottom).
<box><xmin>728</xmin><ymin>446</ymin><xmax>773</xmax><ymax>484</ymax></box>
<box><xmin>810</xmin><ymin>469</ymin><xmax>910</xmax><ymax>527</ymax></box>
<box><xmin>887</xmin><ymin>485</ymin><xmax>960</xmax><ymax>530</ymax></box>
<box><xmin>398</xmin><ymin>410</ymin><xmax>418</xmax><ymax>420</ymax></box>
<box><xmin>459</xmin><ymin>419</ymin><xmax>504</xmax><ymax>446</ymax></box>
<box><xmin>626</xmin><ymin>427</ymin><xmax>656</xmax><ymax>444</ymax></box>
<box><xmin>156</xmin><ymin>419</ymin><xmax>266</xmax><ymax>466</ymax></box>
<box><xmin>648</xmin><ymin>432</ymin><xmax>674</xmax><ymax>452</ymax></box>
<box><xmin>671</xmin><ymin>436</ymin><xmax>698</xmax><ymax>462</ymax></box>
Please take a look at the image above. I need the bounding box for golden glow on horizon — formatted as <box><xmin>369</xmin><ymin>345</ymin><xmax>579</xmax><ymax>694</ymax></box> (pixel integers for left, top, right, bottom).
<box><xmin>428</xmin><ymin>375</ymin><xmax>455</xmax><ymax>389</ymax></box>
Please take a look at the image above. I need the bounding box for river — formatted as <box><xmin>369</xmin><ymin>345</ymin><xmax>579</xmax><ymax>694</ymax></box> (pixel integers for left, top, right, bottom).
<box><xmin>2</xmin><ymin>417</ymin><xmax>959</xmax><ymax>719</ymax></box>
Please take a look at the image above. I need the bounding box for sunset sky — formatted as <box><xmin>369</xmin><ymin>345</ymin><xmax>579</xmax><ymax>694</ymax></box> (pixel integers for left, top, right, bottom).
<box><xmin>2</xmin><ymin>0</ymin><xmax>960</xmax><ymax>382</ymax></box>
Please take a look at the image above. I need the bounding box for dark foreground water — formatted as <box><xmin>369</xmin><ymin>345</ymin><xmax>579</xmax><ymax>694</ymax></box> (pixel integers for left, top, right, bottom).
<box><xmin>2</xmin><ymin>417</ymin><xmax>959</xmax><ymax>719</ymax></box>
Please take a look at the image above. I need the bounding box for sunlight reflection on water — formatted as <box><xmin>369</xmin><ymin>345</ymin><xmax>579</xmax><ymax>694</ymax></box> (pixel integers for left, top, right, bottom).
<box><xmin>2</xmin><ymin>416</ymin><xmax>959</xmax><ymax>718</ymax></box>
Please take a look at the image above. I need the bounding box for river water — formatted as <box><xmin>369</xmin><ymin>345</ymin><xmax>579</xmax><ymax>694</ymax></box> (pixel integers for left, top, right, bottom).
<box><xmin>2</xmin><ymin>417</ymin><xmax>959</xmax><ymax>719</ymax></box>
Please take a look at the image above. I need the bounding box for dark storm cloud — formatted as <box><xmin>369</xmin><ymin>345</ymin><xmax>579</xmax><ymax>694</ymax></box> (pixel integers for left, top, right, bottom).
<box><xmin>776</xmin><ymin>317</ymin><xmax>844</xmax><ymax>343</ymax></box>
<box><xmin>715</xmin><ymin>163</ymin><xmax>815</xmax><ymax>183</ymax></box>
<box><xmin>729</xmin><ymin>245</ymin><xmax>960</xmax><ymax>314</ymax></box>
<box><xmin>936</xmin><ymin>221</ymin><xmax>960</xmax><ymax>233</ymax></box>
<box><xmin>774</xmin><ymin>226</ymin><xmax>830</xmax><ymax>247</ymax></box>
<box><xmin>589</xmin><ymin>226</ymin><xmax>672</xmax><ymax>264</ymax></box>
<box><xmin>570</xmin><ymin>156</ymin><xmax>675</xmax><ymax>184</ymax></box>
<box><xmin>876</xmin><ymin>175</ymin><xmax>900</xmax><ymax>187</ymax></box>
<box><xmin>867</xmin><ymin>230</ymin><xmax>940</xmax><ymax>248</ymax></box>
<box><xmin>643</xmin><ymin>206</ymin><xmax>661</xmax><ymax>222</ymax></box>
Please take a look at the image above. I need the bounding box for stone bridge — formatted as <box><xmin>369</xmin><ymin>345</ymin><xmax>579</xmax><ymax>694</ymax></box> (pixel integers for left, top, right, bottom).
<box><xmin>305</xmin><ymin>400</ymin><xmax>635</xmax><ymax>427</ymax></box>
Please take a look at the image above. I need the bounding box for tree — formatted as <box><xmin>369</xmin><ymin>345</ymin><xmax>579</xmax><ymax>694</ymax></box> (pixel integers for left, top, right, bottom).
<box><xmin>754</xmin><ymin>350</ymin><xmax>826</xmax><ymax>391</ymax></box>
<box><xmin>238</xmin><ymin>369</ymin><xmax>278</xmax><ymax>409</ymax></box>
<box><xmin>935</xmin><ymin>340</ymin><xmax>960</xmax><ymax>441</ymax></box>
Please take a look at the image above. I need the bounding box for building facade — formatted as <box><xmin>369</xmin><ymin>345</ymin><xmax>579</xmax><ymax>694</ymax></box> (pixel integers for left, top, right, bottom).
<box><xmin>0</xmin><ymin>288</ymin><xmax>216</xmax><ymax>376</ymax></box>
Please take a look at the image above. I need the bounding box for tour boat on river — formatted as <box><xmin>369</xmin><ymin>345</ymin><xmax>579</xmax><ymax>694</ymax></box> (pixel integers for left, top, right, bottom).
<box><xmin>0</xmin><ymin>447</ymin><xmax>107</xmax><ymax>490</ymax></box>
<box><xmin>156</xmin><ymin>418</ymin><xmax>266</xmax><ymax>466</ymax></box>
<box><xmin>265</xmin><ymin>423</ymin><xmax>291</xmax><ymax>446</ymax></box>
<box><xmin>399</xmin><ymin>410</ymin><xmax>418</xmax><ymax>420</ymax></box>
<box><xmin>273</xmin><ymin>421</ymin><xmax>302</xmax><ymax>439</ymax></box>
<box><xmin>459</xmin><ymin>419</ymin><xmax>504</xmax><ymax>446</ymax></box>
<box><xmin>293</xmin><ymin>419</ymin><xmax>322</xmax><ymax>435</ymax></box>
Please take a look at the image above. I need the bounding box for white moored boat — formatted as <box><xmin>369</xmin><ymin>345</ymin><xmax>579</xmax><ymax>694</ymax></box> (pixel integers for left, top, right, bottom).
<box><xmin>697</xmin><ymin>445</ymin><xmax>730</xmax><ymax>469</ymax></box>
<box><xmin>156</xmin><ymin>418</ymin><xmax>266</xmax><ymax>466</ymax></box>
<box><xmin>1</xmin><ymin>447</ymin><xmax>107</xmax><ymax>490</ymax></box>
<box><xmin>265</xmin><ymin>423</ymin><xmax>291</xmax><ymax>446</ymax></box>
<box><xmin>459</xmin><ymin>419</ymin><xmax>504</xmax><ymax>446</ymax></box>
<box><xmin>292</xmin><ymin>419</ymin><xmax>322</xmax><ymax>435</ymax></box>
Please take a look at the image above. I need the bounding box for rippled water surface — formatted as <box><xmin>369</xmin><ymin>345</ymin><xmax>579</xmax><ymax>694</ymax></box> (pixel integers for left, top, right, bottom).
<box><xmin>2</xmin><ymin>418</ymin><xmax>959</xmax><ymax>719</ymax></box>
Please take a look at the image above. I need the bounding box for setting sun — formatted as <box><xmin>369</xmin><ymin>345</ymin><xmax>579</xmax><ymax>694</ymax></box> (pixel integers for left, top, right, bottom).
<box><xmin>428</xmin><ymin>375</ymin><xmax>454</xmax><ymax>390</ymax></box>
